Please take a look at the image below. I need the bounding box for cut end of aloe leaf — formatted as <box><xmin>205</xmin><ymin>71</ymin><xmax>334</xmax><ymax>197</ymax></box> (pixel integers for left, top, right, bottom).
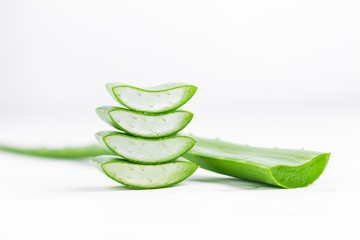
<box><xmin>92</xmin><ymin>155</ymin><xmax>198</xmax><ymax>189</ymax></box>
<box><xmin>96</xmin><ymin>106</ymin><xmax>193</xmax><ymax>138</ymax></box>
<box><xmin>95</xmin><ymin>131</ymin><xmax>196</xmax><ymax>164</ymax></box>
<box><xmin>270</xmin><ymin>153</ymin><xmax>330</xmax><ymax>188</ymax></box>
<box><xmin>105</xmin><ymin>82</ymin><xmax>197</xmax><ymax>113</ymax></box>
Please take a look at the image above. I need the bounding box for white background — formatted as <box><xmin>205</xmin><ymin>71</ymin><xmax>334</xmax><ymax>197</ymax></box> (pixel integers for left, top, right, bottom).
<box><xmin>0</xmin><ymin>1</ymin><xmax>359</xmax><ymax>239</ymax></box>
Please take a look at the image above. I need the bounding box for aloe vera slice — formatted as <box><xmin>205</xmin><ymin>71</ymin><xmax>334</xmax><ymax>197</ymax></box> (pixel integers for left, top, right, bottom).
<box><xmin>92</xmin><ymin>155</ymin><xmax>198</xmax><ymax>189</ymax></box>
<box><xmin>95</xmin><ymin>106</ymin><xmax>193</xmax><ymax>138</ymax></box>
<box><xmin>184</xmin><ymin>136</ymin><xmax>330</xmax><ymax>188</ymax></box>
<box><xmin>95</xmin><ymin>131</ymin><xmax>196</xmax><ymax>164</ymax></box>
<box><xmin>106</xmin><ymin>82</ymin><xmax>197</xmax><ymax>113</ymax></box>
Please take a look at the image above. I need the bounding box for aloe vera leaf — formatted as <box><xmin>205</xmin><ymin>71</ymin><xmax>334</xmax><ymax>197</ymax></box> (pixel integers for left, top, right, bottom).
<box><xmin>92</xmin><ymin>155</ymin><xmax>198</xmax><ymax>189</ymax></box>
<box><xmin>0</xmin><ymin>138</ymin><xmax>330</xmax><ymax>188</ymax></box>
<box><xmin>95</xmin><ymin>131</ymin><xmax>196</xmax><ymax>164</ymax></box>
<box><xmin>106</xmin><ymin>82</ymin><xmax>197</xmax><ymax>113</ymax></box>
<box><xmin>183</xmin><ymin>136</ymin><xmax>330</xmax><ymax>188</ymax></box>
<box><xmin>95</xmin><ymin>106</ymin><xmax>193</xmax><ymax>138</ymax></box>
<box><xmin>0</xmin><ymin>144</ymin><xmax>109</xmax><ymax>159</ymax></box>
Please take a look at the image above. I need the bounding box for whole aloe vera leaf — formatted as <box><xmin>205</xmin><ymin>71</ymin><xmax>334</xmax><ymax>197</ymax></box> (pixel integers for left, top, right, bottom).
<box><xmin>95</xmin><ymin>131</ymin><xmax>196</xmax><ymax>164</ymax></box>
<box><xmin>106</xmin><ymin>82</ymin><xmax>197</xmax><ymax>113</ymax></box>
<box><xmin>96</xmin><ymin>106</ymin><xmax>193</xmax><ymax>138</ymax></box>
<box><xmin>0</xmin><ymin>144</ymin><xmax>109</xmax><ymax>159</ymax></box>
<box><xmin>184</xmin><ymin>136</ymin><xmax>330</xmax><ymax>188</ymax></box>
<box><xmin>92</xmin><ymin>155</ymin><xmax>198</xmax><ymax>189</ymax></box>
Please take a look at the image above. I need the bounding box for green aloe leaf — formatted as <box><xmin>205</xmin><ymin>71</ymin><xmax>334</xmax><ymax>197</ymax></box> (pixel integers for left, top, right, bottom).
<box><xmin>96</xmin><ymin>106</ymin><xmax>193</xmax><ymax>138</ymax></box>
<box><xmin>95</xmin><ymin>131</ymin><xmax>196</xmax><ymax>164</ymax></box>
<box><xmin>106</xmin><ymin>82</ymin><xmax>197</xmax><ymax>113</ymax></box>
<box><xmin>184</xmin><ymin>136</ymin><xmax>330</xmax><ymax>188</ymax></box>
<box><xmin>92</xmin><ymin>155</ymin><xmax>198</xmax><ymax>189</ymax></box>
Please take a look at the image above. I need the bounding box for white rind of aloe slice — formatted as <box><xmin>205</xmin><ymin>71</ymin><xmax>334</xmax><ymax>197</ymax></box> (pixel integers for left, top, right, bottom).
<box><xmin>95</xmin><ymin>131</ymin><xmax>196</xmax><ymax>164</ymax></box>
<box><xmin>106</xmin><ymin>82</ymin><xmax>197</xmax><ymax>113</ymax></box>
<box><xmin>96</xmin><ymin>106</ymin><xmax>193</xmax><ymax>138</ymax></box>
<box><xmin>92</xmin><ymin>155</ymin><xmax>198</xmax><ymax>189</ymax></box>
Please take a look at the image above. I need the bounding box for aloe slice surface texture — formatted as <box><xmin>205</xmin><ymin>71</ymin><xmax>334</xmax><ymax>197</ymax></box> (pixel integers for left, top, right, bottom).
<box><xmin>95</xmin><ymin>131</ymin><xmax>196</xmax><ymax>164</ymax></box>
<box><xmin>92</xmin><ymin>155</ymin><xmax>198</xmax><ymax>189</ymax></box>
<box><xmin>96</xmin><ymin>106</ymin><xmax>193</xmax><ymax>138</ymax></box>
<box><xmin>184</xmin><ymin>136</ymin><xmax>330</xmax><ymax>188</ymax></box>
<box><xmin>106</xmin><ymin>82</ymin><xmax>197</xmax><ymax>113</ymax></box>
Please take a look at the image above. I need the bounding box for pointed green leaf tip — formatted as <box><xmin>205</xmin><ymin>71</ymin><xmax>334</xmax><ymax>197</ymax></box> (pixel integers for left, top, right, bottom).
<box><xmin>105</xmin><ymin>82</ymin><xmax>197</xmax><ymax>113</ymax></box>
<box><xmin>0</xmin><ymin>144</ymin><xmax>110</xmax><ymax>159</ymax></box>
<box><xmin>92</xmin><ymin>155</ymin><xmax>198</xmax><ymax>189</ymax></box>
<box><xmin>183</xmin><ymin>136</ymin><xmax>330</xmax><ymax>188</ymax></box>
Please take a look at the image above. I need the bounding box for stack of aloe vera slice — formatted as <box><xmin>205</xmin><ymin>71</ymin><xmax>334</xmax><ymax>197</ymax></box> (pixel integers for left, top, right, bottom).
<box><xmin>93</xmin><ymin>83</ymin><xmax>198</xmax><ymax>189</ymax></box>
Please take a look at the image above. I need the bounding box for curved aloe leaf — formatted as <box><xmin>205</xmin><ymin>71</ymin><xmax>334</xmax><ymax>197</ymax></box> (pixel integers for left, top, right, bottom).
<box><xmin>92</xmin><ymin>155</ymin><xmax>198</xmax><ymax>189</ymax></box>
<box><xmin>184</xmin><ymin>136</ymin><xmax>330</xmax><ymax>188</ymax></box>
<box><xmin>106</xmin><ymin>82</ymin><xmax>197</xmax><ymax>113</ymax></box>
<box><xmin>95</xmin><ymin>131</ymin><xmax>196</xmax><ymax>164</ymax></box>
<box><xmin>96</xmin><ymin>106</ymin><xmax>193</xmax><ymax>138</ymax></box>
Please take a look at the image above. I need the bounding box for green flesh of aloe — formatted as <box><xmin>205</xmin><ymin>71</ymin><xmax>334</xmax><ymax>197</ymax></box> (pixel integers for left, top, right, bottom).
<box><xmin>95</xmin><ymin>131</ymin><xmax>196</xmax><ymax>164</ymax></box>
<box><xmin>106</xmin><ymin>82</ymin><xmax>197</xmax><ymax>113</ymax></box>
<box><xmin>184</xmin><ymin>136</ymin><xmax>330</xmax><ymax>188</ymax></box>
<box><xmin>96</xmin><ymin>106</ymin><xmax>193</xmax><ymax>138</ymax></box>
<box><xmin>92</xmin><ymin>155</ymin><xmax>198</xmax><ymax>189</ymax></box>
<box><xmin>93</xmin><ymin>82</ymin><xmax>198</xmax><ymax>189</ymax></box>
